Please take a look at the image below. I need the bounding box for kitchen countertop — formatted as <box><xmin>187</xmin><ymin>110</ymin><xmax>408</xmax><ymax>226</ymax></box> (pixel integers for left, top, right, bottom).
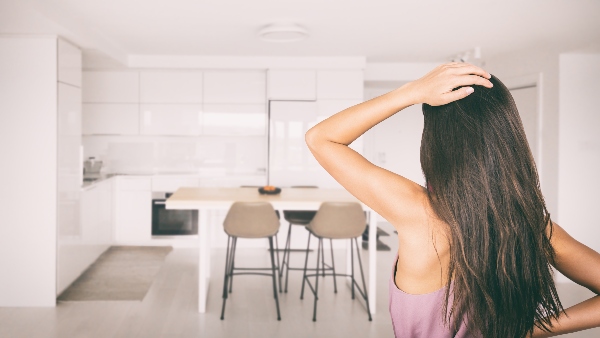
<box><xmin>81</xmin><ymin>171</ymin><xmax>267</xmax><ymax>191</ymax></box>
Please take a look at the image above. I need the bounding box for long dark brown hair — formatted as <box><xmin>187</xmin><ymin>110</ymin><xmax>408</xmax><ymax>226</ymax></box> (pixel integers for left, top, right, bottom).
<box><xmin>420</xmin><ymin>75</ymin><xmax>563</xmax><ymax>337</ymax></box>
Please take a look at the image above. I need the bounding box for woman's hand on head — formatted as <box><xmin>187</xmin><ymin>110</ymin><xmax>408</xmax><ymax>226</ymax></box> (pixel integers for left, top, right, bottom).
<box><xmin>405</xmin><ymin>62</ymin><xmax>493</xmax><ymax>106</ymax></box>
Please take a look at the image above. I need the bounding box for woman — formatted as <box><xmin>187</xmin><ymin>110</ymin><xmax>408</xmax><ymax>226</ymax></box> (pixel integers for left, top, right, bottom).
<box><xmin>305</xmin><ymin>63</ymin><xmax>600</xmax><ymax>338</ymax></box>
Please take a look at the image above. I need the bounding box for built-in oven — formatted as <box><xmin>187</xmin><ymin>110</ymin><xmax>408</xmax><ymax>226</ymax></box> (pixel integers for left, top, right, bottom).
<box><xmin>152</xmin><ymin>192</ymin><xmax>198</xmax><ymax>236</ymax></box>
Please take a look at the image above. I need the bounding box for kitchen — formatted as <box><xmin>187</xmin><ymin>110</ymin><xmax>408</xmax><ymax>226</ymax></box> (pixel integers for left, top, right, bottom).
<box><xmin>1</xmin><ymin>1</ymin><xmax>600</xmax><ymax>337</ymax></box>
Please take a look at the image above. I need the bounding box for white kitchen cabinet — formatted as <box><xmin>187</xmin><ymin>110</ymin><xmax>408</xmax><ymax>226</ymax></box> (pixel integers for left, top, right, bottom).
<box><xmin>140</xmin><ymin>71</ymin><xmax>203</xmax><ymax>103</ymax></box>
<box><xmin>316</xmin><ymin>99</ymin><xmax>364</xmax><ymax>154</ymax></box>
<box><xmin>140</xmin><ymin>104</ymin><xmax>202</xmax><ymax>136</ymax></box>
<box><xmin>58</xmin><ymin>39</ymin><xmax>82</xmax><ymax>87</ymax></box>
<box><xmin>82</xmin><ymin>103</ymin><xmax>140</xmax><ymax>135</ymax></box>
<box><xmin>118</xmin><ymin>176</ymin><xmax>152</xmax><ymax>190</ymax></box>
<box><xmin>152</xmin><ymin>176</ymin><xmax>199</xmax><ymax>192</ymax></box>
<box><xmin>202</xmin><ymin>103</ymin><xmax>266</xmax><ymax>136</ymax></box>
<box><xmin>57</xmin><ymin>83</ymin><xmax>82</xmax><ymax>242</ymax></box>
<box><xmin>267</xmin><ymin>70</ymin><xmax>316</xmax><ymax>100</ymax></box>
<box><xmin>200</xmin><ymin>175</ymin><xmax>267</xmax><ymax>188</ymax></box>
<box><xmin>317</xmin><ymin>70</ymin><xmax>364</xmax><ymax>99</ymax></box>
<box><xmin>204</xmin><ymin>70</ymin><xmax>266</xmax><ymax>103</ymax></box>
<box><xmin>114</xmin><ymin>176</ymin><xmax>152</xmax><ymax>242</ymax></box>
<box><xmin>82</xmin><ymin>71</ymin><xmax>139</xmax><ymax>103</ymax></box>
<box><xmin>87</xmin><ymin>179</ymin><xmax>113</xmax><ymax>245</ymax></box>
<box><xmin>56</xmin><ymin>47</ymin><xmax>84</xmax><ymax>296</ymax></box>
<box><xmin>58</xmin><ymin>178</ymin><xmax>113</xmax><ymax>295</ymax></box>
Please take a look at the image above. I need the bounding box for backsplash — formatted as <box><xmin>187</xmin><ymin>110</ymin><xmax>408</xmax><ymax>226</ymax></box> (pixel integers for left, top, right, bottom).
<box><xmin>83</xmin><ymin>135</ymin><xmax>267</xmax><ymax>175</ymax></box>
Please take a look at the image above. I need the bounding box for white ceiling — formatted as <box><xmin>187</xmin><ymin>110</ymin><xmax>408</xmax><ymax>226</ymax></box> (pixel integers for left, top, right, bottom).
<box><xmin>13</xmin><ymin>0</ymin><xmax>600</xmax><ymax>62</ymax></box>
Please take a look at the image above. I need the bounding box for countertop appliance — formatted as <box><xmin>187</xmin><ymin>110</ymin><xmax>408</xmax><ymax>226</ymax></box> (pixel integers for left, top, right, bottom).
<box><xmin>83</xmin><ymin>157</ymin><xmax>103</xmax><ymax>181</ymax></box>
<box><xmin>152</xmin><ymin>192</ymin><xmax>198</xmax><ymax>236</ymax></box>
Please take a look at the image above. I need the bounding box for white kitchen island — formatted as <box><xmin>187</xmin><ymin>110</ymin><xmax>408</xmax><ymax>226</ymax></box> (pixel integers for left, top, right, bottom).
<box><xmin>166</xmin><ymin>187</ymin><xmax>379</xmax><ymax>315</ymax></box>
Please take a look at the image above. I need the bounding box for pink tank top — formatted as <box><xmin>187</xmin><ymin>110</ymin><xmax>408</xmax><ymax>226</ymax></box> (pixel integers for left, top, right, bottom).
<box><xmin>388</xmin><ymin>256</ymin><xmax>476</xmax><ymax>337</ymax></box>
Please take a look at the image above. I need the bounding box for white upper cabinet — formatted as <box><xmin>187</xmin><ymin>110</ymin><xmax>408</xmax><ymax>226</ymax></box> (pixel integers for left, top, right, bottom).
<box><xmin>140</xmin><ymin>71</ymin><xmax>203</xmax><ymax>103</ymax></box>
<box><xmin>82</xmin><ymin>104</ymin><xmax>139</xmax><ymax>135</ymax></box>
<box><xmin>140</xmin><ymin>104</ymin><xmax>202</xmax><ymax>136</ymax></box>
<box><xmin>204</xmin><ymin>71</ymin><xmax>266</xmax><ymax>103</ymax></box>
<box><xmin>82</xmin><ymin>71</ymin><xmax>139</xmax><ymax>103</ymax></box>
<box><xmin>267</xmin><ymin>70</ymin><xmax>316</xmax><ymax>100</ymax></box>
<box><xmin>58</xmin><ymin>39</ymin><xmax>81</xmax><ymax>88</ymax></box>
<box><xmin>202</xmin><ymin>104</ymin><xmax>266</xmax><ymax>136</ymax></box>
<box><xmin>317</xmin><ymin>70</ymin><xmax>364</xmax><ymax>99</ymax></box>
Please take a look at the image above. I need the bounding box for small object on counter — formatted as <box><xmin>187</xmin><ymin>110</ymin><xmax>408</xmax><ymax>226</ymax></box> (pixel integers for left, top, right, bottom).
<box><xmin>83</xmin><ymin>157</ymin><xmax>103</xmax><ymax>181</ymax></box>
<box><xmin>258</xmin><ymin>185</ymin><xmax>281</xmax><ymax>195</ymax></box>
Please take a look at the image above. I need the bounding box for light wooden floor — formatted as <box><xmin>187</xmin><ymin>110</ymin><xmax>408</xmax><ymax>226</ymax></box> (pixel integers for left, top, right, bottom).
<box><xmin>0</xmin><ymin>223</ymin><xmax>598</xmax><ymax>338</ymax></box>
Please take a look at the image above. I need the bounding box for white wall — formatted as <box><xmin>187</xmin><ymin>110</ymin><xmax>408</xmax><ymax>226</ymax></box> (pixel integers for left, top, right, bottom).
<box><xmin>363</xmin><ymin>82</ymin><xmax>425</xmax><ymax>187</ymax></box>
<box><xmin>486</xmin><ymin>49</ymin><xmax>560</xmax><ymax>216</ymax></box>
<box><xmin>557</xmin><ymin>53</ymin><xmax>600</xmax><ymax>255</ymax></box>
<box><xmin>0</xmin><ymin>37</ymin><xmax>58</xmax><ymax>306</ymax></box>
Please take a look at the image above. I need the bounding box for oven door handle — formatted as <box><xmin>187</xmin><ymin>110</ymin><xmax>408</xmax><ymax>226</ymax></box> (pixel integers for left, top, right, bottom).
<box><xmin>154</xmin><ymin>201</ymin><xmax>166</xmax><ymax>205</ymax></box>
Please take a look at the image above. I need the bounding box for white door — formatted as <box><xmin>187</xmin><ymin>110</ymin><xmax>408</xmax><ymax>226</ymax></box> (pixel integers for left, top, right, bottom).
<box><xmin>510</xmin><ymin>86</ymin><xmax>539</xmax><ymax>167</ymax></box>
<box><xmin>363</xmin><ymin>84</ymin><xmax>425</xmax><ymax>186</ymax></box>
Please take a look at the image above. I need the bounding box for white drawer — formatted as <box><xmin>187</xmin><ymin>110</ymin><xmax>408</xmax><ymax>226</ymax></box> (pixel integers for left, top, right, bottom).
<box><xmin>118</xmin><ymin>176</ymin><xmax>152</xmax><ymax>191</ymax></box>
<box><xmin>152</xmin><ymin>176</ymin><xmax>199</xmax><ymax>192</ymax></box>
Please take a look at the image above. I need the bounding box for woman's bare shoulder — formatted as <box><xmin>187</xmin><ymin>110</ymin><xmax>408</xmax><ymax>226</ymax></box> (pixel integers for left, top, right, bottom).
<box><xmin>363</xmin><ymin>167</ymin><xmax>431</xmax><ymax>229</ymax></box>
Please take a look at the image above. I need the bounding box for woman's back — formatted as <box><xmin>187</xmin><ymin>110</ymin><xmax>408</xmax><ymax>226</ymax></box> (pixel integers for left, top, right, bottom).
<box><xmin>389</xmin><ymin>256</ymin><xmax>472</xmax><ymax>337</ymax></box>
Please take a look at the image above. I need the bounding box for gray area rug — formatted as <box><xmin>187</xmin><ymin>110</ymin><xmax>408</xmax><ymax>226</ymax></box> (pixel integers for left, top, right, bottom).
<box><xmin>58</xmin><ymin>246</ymin><xmax>173</xmax><ymax>301</ymax></box>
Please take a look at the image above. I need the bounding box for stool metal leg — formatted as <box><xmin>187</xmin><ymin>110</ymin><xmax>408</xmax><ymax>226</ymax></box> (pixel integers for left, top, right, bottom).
<box><xmin>268</xmin><ymin>237</ymin><xmax>282</xmax><ymax>320</ymax></box>
<box><xmin>321</xmin><ymin>241</ymin><xmax>326</xmax><ymax>277</ymax></box>
<box><xmin>279</xmin><ymin>224</ymin><xmax>290</xmax><ymax>278</ymax></box>
<box><xmin>312</xmin><ymin>238</ymin><xmax>322</xmax><ymax>322</ymax></box>
<box><xmin>274</xmin><ymin>235</ymin><xmax>282</xmax><ymax>292</ymax></box>
<box><xmin>300</xmin><ymin>232</ymin><xmax>312</xmax><ymax>300</ymax></box>
<box><xmin>354</xmin><ymin>237</ymin><xmax>372</xmax><ymax>321</ymax></box>
<box><xmin>330</xmin><ymin>238</ymin><xmax>337</xmax><ymax>293</ymax></box>
<box><xmin>283</xmin><ymin>223</ymin><xmax>293</xmax><ymax>293</ymax></box>
<box><xmin>220</xmin><ymin>235</ymin><xmax>235</xmax><ymax>320</ymax></box>
<box><xmin>228</xmin><ymin>237</ymin><xmax>237</xmax><ymax>293</ymax></box>
<box><xmin>351</xmin><ymin>237</ymin><xmax>355</xmax><ymax>300</ymax></box>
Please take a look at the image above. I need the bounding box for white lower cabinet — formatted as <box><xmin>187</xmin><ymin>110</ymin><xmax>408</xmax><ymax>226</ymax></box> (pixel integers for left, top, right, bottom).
<box><xmin>57</xmin><ymin>178</ymin><xmax>113</xmax><ymax>295</ymax></box>
<box><xmin>152</xmin><ymin>176</ymin><xmax>199</xmax><ymax>192</ymax></box>
<box><xmin>82</xmin><ymin>179</ymin><xmax>113</xmax><ymax>244</ymax></box>
<box><xmin>114</xmin><ymin>177</ymin><xmax>152</xmax><ymax>242</ymax></box>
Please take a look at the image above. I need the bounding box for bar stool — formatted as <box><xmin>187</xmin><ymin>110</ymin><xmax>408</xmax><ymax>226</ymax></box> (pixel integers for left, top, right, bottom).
<box><xmin>280</xmin><ymin>186</ymin><xmax>337</xmax><ymax>293</ymax></box>
<box><xmin>220</xmin><ymin>201</ymin><xmax>282</xmax><ymax>320</ymax></box>
<box><xmin>300</xmin><ymin>202</ymin><xmax>372</xmax><ymax>321</ymax></box>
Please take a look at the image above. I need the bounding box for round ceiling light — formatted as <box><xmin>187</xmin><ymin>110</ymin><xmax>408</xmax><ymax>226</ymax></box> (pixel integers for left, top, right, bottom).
<box><xmin>258</xmin><ymin>22</ymin><xmax>309</xmax><ymax>43</ymax></box>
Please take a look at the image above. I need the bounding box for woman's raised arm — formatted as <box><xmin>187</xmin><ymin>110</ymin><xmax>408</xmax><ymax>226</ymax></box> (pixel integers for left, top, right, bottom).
<box><xmin>530</xmin><ymin>223</ymin><xmax>600</xmax><ymax>337</ymax></box>
<box><xmin>305</xmin><ymin>63</ymin><xmax>492</xmax><ymax>226</ymax></box>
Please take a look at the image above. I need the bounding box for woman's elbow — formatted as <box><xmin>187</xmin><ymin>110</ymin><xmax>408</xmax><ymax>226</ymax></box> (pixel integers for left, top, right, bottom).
<box><xmin>305</xmin><ymin>127</ymin><xmax>320</xmax><ymax>150</ymax></box>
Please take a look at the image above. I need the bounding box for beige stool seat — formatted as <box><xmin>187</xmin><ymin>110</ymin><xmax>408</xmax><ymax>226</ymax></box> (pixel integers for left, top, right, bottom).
<box><xmin>300</xmin><ymin>202</ymin><xmax>372</xmax><ymax>321</ymax></box>
<box><xmin>220</xmin><ymin>202</ymin><xmax>282</xmax><ymax>320</ymax></box>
